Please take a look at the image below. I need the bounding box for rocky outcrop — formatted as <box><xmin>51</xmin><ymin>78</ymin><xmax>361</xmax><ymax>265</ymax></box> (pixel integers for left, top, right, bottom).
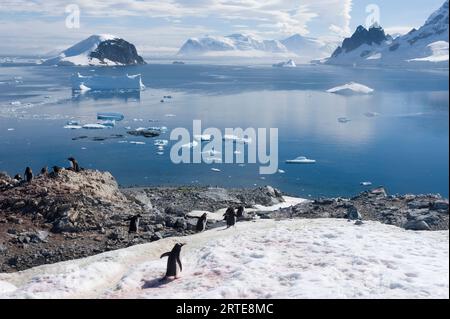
<box><xmin>89</xmin><ymin>39</ymin><xmax>146</xmax><ymax>65</ymax></box>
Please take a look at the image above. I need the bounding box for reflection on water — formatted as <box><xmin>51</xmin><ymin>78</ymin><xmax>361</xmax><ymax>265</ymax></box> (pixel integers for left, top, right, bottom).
<box><xmin>0</xmin><ymin>64</ymin><xmax>448</xmax><ymax>198</ymax></box>
<box><xmin>72</xmin><ymin>90</ymin><xmax>141</xmax><ymax>102</ymax></box>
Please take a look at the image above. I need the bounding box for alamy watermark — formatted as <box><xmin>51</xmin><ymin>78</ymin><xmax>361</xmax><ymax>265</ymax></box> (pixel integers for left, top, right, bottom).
<box><xmin>169</xmin><ymin>120</ymin><xmax>279</xmax><ymax>175</ymax></box>
<box><xmin>365</xmin><ymin>4</ymin><xmax>381</xmax><ymax>28</ymax></box>
<box><xmin>65</xmin><ymin>4</ymin><xmax>80</xmax><ymax>29</ymax></box>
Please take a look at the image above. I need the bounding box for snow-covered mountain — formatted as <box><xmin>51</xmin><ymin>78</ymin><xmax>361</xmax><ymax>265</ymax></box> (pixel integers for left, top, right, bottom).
<box><xmin>177</xmin><ymin>33</ymin><xmax>336</xmax><ymax>61</ymax></box>
<box><xmin>281</xmin><ymin>34</ymin><xmax>337</xmax><ymax>60</ymax></box>
<box><xmin>326</xmin><ymin>0</ymin><xmax>449</xmax><ymax>67</ymax></box>
<box><xmin>178</xmin><ymin>33</ymin><xmax>288</xmax><ymax>56</ymax></box>
<box><xmin>43</xmin><ymin>34</ymin><xmax>146</xmax><ymax>66</ymax></box>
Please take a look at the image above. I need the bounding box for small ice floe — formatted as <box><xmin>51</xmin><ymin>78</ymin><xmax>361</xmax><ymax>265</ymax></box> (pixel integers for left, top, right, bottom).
<box><xmin>64</xmin><ymin>125</ymin><xmax>83</xmax><ymax>130</ymax></box>
<box><xmin>81</xmin><ymin>147</ymin><xmax>87</xmax><ymax>150</ymax></box>
<box><xmin>129</xmin><ymin>141</ymin><xmax>146</xmax><ymax>145</ymax></box>
<box><xmin>7</xmin><ymin>128</ymin><xmax>15</xmax><ymax>131</ymax></box>
<box><xmin>278</xmin><ymin>169</ymin><xmax>285</xmax><ymax>174</ymax></box>
<box><xmin>181</xmin><ymin>140</ymin><xmax>199</xmax><ymax>149</ymax></box>
<box><xmin>194</xmin><ymin>134</ymin><xmax>212</xmax><ymax>142</ymax></box>
<box><xmin>157</xmin><ymin>151</ymin><xmax>164</xmax><ymax>155</ymax></box>
<box><xmin>234</xmin><ymin>150</ymin><xmax>241</xmax><ymax>155</ymax></box>
<box><xmin>205</xmin><ymin>156</ymin><xmax>222</xmax><ymax>163</ymax></box>
<box><xmin>223</xmin><ymin>134</ymin><xmax>252</xmax><ymax>144</ymax></box>
<box><xmin>360</xmin><ymin>181</ymin><xmax>373</xmax><ymax>186</ymax></box>
<box><xmin>273</xmin><ymin>59</ymin><xmax>296</xmax><ymax>68</ymax></box>
<box><xmin>154</xmin><ymin>139</ymin><xmax>169</xmax><ymax>147</ymax></box>
<box><xmin>286</xmin><ymin>156</ymin><xmax>316</xmax><ymax>164</ymax></box>
<box><xmin>338</xmin><ymin>117</ymin><xmax>351</xmax><ymax>123</ymax></box>
<box><xmin>211</xmin><ymin>168</ymin><xmax>221</xmax><ymax>172</ymax></box>
<box><xmin>202</xmin><ymin>148</ymin><xmax>221</xmax><ymax>156</ymax></box>
<box><xmin>97</xmin><ymin>112</ymin><xmax>124</xmax><ymax>121</ymax></box>
<box><xmin>327</xmin><ymin>82</ymin><xmax>374</xmax><ymax>95</ymax></box>
<box><xmin>118</xmin><ymin>141</ymin><xmax>128</xmax><ymax>144</ymax></box>
<box><xmin>163</xmin><ymin>95</ymin><xmax>173</xmax><ymax>99</ymax></box>
<box><xmin>83</xmin><ymin>124</ymin><xmax>108</xmax><ymax>130</ymax></box>
<box><xmin>148</xmin><ymin>126</ymin><xmax>167</xmax><ymax>133</ymax></box>
<box><xmin>67</xmin><ymin>120</ymin><xmax>80</xmax><ymax>126</ymax></box>
<box><xmin>97</xmin><ymin>120</ymin><xmax>116</xmax><ymax>127</ymax></box>
<box><xmin>78</xmin><ymin>84</ymin><xmax>91</xmax><ymax>93</ymax></box>
<box><xmin>133</xmin><ymin>118</ymin><xmax>144</xmax><ymax>122</ymax></box>
<box><xmin>165</xmin><ymin>114</ymin><xmax>176</xmax><ymax>117</ymax></box>
<box><xmin>364</xmin><ymin>112</ymin><xmax>380</xmax><ymax>118</ymax></box>
<box><xmin>10</xmin><ymin>101</ymin><xmax>21</xmax><ymax>106</ymax></box>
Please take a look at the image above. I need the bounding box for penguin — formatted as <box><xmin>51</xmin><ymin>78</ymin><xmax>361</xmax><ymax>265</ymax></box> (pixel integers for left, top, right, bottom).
<box><xmin>236</xmin><ymin>206</ymin><xmax>245</xmax><ymax>218</ymax></box>
<box><xmin>128</xmin><ymin>214</ymin><xmax>142</xmax><ymax>235</ymax></box>
<box><xmin>13</xmin><ymin>174</ymin><xmax>22</xmax><ymax>181</ymax></box>
<box><xmin>160</xmin><ymin>243</ymin><xmax>185</xmax><ymax>280</ymax></box>
<box><xmin>223</xmin><ymin>207</ymin><xmax>237</xmax><ymax>228</ymax></box>
<box><xmin>52</xmin><ymin>166</ymin><xmax>63</xmax><ymax>174</ymax></box>
<box><xmin>40</xmin><ymin>166</ymin><xmax>48</xmax><ymax>175</ymax></box>
<box><xmin>24</xmin><ymin>167</ymin><xmax>33</xmax><ymax>183</ymax></box>
<box><xmin>67</xmin><ymin>157</ymin><xmax>80</xmax><ymax>172</ymax></box>
<box><xmin>196</xmin><ymin>213</ymin><xmax>207</xmax><ymax>232</ymax></box>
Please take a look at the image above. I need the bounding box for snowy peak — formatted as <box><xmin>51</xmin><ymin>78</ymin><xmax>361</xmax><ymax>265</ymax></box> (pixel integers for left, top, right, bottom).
<box><xmin>332</xmin><ymin>25</ymin><xmax>391</xmax><ymax>58</ymax></box>
<box><xmin>178</xmin><ymin>33</ymin><xmax>287</xmax><ymax>55</ymax></box>
<box><xmin>44</xmin><ymin>34</ymin><xmax>146</xmax><ymax>66</ymax></box>
<box><xmin>326</xmin><ymin>0</ymin><xmax>449</xmax><ymax>67</ymax></box>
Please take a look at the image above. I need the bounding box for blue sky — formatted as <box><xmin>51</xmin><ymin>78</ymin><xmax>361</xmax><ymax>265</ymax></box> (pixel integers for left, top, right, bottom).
<box><xmin>0</xmin><ymin>0</ymin><xmax>446</xmax><ymax>55</ymax></box>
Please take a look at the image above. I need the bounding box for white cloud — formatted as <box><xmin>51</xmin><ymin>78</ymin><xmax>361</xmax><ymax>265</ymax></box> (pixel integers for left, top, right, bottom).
<box><xmin>0</xmin><ymin>0</ymin><xmax>354</xmax><ymax>55</ymax></box>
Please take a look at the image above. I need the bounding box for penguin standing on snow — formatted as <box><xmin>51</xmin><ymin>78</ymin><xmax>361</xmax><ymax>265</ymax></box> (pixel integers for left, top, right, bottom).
<box><xmin>196</xmin><ymin>213</ymin><xmax>207</xmax><ymax>232</ymax></box>
<box><xmin>24</xmin><ymin>167</ymin><xmax>33</xmax><ymax>183</ymax></box>
<box><xmin>223</xmin><ymin>207</ymin><xmax>237</xmax><ymax>228</ymax></box>
<box><xmin>128</xmin><ymin>214</ymin><xmax>142</xmax><ymax>235</ymax></box>
<box><xmin>160</xmin><ymin>243</ymin><xmax>185</xmax><ymax>280</ymax></box>
<box><xmin>236</xmin><ymin>206</ymin><xmax>245</xmax><ymax>219</ymax></box>
<box><xmin>67</xmin><ymin>157</ymin><xmax>81</xmax><ymax>172</ymax></box>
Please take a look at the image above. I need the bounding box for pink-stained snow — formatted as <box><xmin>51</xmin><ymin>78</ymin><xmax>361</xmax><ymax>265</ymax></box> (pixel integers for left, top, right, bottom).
<box><xmin>0</xmin><ymin>219</ymin><xmax>448</xmax><ymax>299</ymax></box>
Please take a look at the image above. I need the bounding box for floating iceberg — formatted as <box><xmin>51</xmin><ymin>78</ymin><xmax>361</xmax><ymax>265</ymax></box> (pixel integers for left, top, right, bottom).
<box><xmin>154</xmin><ymin>139</ymin><xmax>169</xmax><ymax>147</ymax></box>
<box><xmin>82</xmin><ymin>123</ymin><xmax>108</xmax><ymax>130</ymax></box>
<box><xmin>181</xmin><ymin>140</ymin><xmax>199</xmax><ymax>149</ymax></box>
<box><xmin>194</xmin><ymin>134</ymin><xmax>212</xmax><ymax>142</ymax></box>
<box><xmin>72</xmin><ymin>73</ymin><xmax>145</xmax><ymax>91</ymax></box>
<box><xmin>97</xmin><ymin>120</ymin><xmax>116</xmax><ymax>127</ymax></box>
<box><xmin>364</xmin><ymin>112</ymin><xmax>380</xmax><ymax>118</ymax></box>
<box><xmin>327</xmin><ymin>82</ymin><xmax>374</xmax><ymax>95</ymax></box>
<box><xmin>97</xmin><ymin>112</ymin><xmax>124</xmax><ymax>121</ymax></box>
<box><xmin>64</xmin><ymin>125</ymin><xmax>83</xmax><ymax>130</ymax></box>
<box><xmin>211</xmin><ymin>168</ymin><xmax>221</xmax><ymax>172</ymax></box>
<box><xmin>286</xmin><ymin>156</ymin><xmax>316</xmax><ymax>164</ymax></box>
<box><xmin>223</xmin><ymin>134</ymin><xmax>252</xmax><ymax>144</ymax></box>
<box><xmin>272</xmin><ymin>59</ymin><xmax>296</xmax><ymax>68</ymax></box>
<box><xmin>360</xmin><ymin>181</ymin><xmax>373</xmax><ymax>186</ymax></box>
<box><xmin>129</xmin><ymin>141</ymin><xmax>146</xmax><ymax>145</ymax></box>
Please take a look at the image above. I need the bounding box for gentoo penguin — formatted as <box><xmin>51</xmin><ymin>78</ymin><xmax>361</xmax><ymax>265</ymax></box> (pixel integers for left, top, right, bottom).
<box><xmin>67</xmin><ymin>157</ymin><xmax>80</xmax><ymax>172</ymax></box>
<box><xmin>40</xmin><ymin>166</ymin><xmax>48</xmax><ymax>175</ymax></box>
<box><xmin>128</xmin><ymin>214</ymin><xmax>142</xmax><ymax>234</ymax></box>
<box><xmin>160</xmin><ymin>243</ymin><xmax>185</xmax><ymax>280</ymax></box>
<box><xmin>236</xmin><ymin>206</ymin><xmax>245</xmax><ymax>218</ymax></box>
<box><xmin>52</xmin><ymin>166</ymin><xmax>63</xmax><ymax>174</ymax></box>
<box><xmin>196</xmin><ymin>213</ymin><xmax>207</xmax><ymax>232</ymax></box>
<box><xmin>24</xmin><ymin>167</ymin><xmax>33</xmax><ymax>183</ymax></box>
<box><xmin>13</xmin><ymin>174</ymin><xmax>22</xmax><ymax>181</ymax></box>
<box><xmin>223</xmin><ymin>207</ymin><xmax>237</xmax><ymax>228</ymax></box>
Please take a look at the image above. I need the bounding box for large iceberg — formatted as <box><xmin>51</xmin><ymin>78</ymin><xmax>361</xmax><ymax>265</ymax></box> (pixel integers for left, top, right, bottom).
<box><xmin>327</xmin><ymin>82</ymin><xmax>374</xmax><ymax>95</ymax></box>
<box><xmin>72</xmin><ymin>73</ymin><xmax>145</xmax><ymax>91</ymax></box>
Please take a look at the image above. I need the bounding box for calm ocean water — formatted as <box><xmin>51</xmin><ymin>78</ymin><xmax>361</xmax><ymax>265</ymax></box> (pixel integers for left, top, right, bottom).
<box><xmin>0</xmin><ymin>63</ymin><xmax>448</xmax><ymax>198</ymax></box>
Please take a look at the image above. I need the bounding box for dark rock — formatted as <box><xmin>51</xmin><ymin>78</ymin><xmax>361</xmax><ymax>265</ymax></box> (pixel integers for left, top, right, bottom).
<box><xmin>404</xmin><ymin>220</ymin><xmax>431</xmax><ymax>231</ymax></box>
<box><xmin>408</xmin><ymin>200</ymin><xmax>431</xmax><ymax>209</ymax></box>
<box><xmin>431</xmin><ymin>200</ymin><xmax>449</xmax><ymax>212</ymax></box>
<box><xmin>89</xmin><ymin>38</ymin><xmax>146</xmax><ymax>65</ymax></box>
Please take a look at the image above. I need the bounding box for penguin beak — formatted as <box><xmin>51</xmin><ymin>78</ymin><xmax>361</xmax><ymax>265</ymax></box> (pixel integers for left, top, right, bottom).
<box><xmin>180</xmin><ymin>243</ymin><xmax>187</xmax><ymax>247</ymax></box>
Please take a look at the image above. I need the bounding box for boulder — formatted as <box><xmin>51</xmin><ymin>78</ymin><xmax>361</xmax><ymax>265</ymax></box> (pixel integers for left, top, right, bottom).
<box><xmin>404</xmin><ymin>220</ymin><xmax>431</xmax><ymax>231</ymax></box>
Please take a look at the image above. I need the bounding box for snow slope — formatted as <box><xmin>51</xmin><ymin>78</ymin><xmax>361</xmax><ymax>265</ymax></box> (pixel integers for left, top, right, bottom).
<box><xmin>0</xmin><ymin>219</ymin><xmax>448</xmax><ymax>299</ymax></box>
<box><xmin>326</xmin><ymin>1</ymin><xmax>449</xmax><ymax>67</ymax></box>
<box><xmin>44</xmin><ymin>35</ymin><xmax>118</xmax><ymax>66</ymax></box>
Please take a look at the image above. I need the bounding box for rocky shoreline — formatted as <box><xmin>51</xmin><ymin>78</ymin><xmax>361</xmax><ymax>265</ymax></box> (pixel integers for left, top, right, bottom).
<box><xmin>0</xmin><ymin>169</ymin><xmax>448</xmax><ymax>273</ymax></box>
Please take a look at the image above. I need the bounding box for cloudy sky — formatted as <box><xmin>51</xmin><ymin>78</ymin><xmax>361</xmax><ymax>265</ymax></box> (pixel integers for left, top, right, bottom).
<box><xmin>0</xmin><ymin>0</ymin><xmax>445</xmax><ymax>56</ymax></box>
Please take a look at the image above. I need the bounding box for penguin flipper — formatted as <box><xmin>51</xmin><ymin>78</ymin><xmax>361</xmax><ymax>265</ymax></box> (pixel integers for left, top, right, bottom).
<box><xmin>176</xmin><ymin>256</ymin><xmax>183</xmax><ymax>272</ymax></box>
<box><xmin>160</xmin><ymin>252</ymin><xmax>170</xmax><ymax>259</ymax></box>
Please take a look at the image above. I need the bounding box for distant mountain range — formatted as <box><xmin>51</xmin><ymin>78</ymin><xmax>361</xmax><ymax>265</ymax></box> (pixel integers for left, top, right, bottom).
<box><xmin>43</xmin><ymin>34</ymin><xmax>146</xmax><ymax>66</ymax></box>
<box><xmin>325</xmin><ymin>0</ymin><xmax>449</xmax><ymax>67</ymax></box>
<box><xmin>177</xmin><ymin>33</ymin><xmax>337</xmax><ymax>62</ymax></box>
